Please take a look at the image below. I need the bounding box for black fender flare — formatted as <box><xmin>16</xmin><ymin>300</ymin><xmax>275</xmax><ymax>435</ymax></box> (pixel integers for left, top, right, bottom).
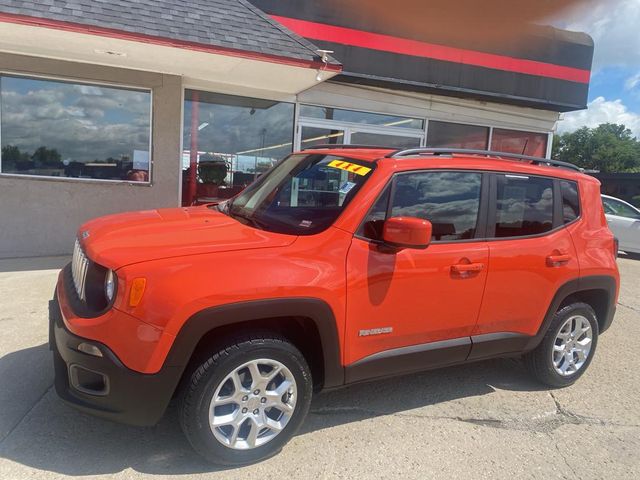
<box><xmin>524</xmin><ymin>275</ymin><xmax>618</xmax><ymax>351</ymax></box>
<box><xmin>163</xmin><ymin>298</ymin><xmax>344</xmax><ymax>389</ymax></box>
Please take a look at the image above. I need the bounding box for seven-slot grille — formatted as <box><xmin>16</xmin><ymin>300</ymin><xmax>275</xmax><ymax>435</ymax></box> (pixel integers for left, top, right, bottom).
<box><xmin>71</xmin><ymin>239</ymin><xmax>89</xmax><ymax>301</ymax></box>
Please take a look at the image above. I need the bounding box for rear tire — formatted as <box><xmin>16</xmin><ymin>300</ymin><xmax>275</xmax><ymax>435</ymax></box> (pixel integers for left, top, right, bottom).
<box><xmin>178</xmin><ymin>333</ymin><xmax>312</xmax><ymax>465</ymax></box>
<box><xmin>524</xmin><ymin>302</ymin><xmax>598</xmax><ymax>388</ymax></box>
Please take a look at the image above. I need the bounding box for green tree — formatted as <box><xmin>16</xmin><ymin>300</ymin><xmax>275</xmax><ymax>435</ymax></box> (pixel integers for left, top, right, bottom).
<box><xmin>31</xmin><ymin>146</ymin><xmax>62</xmax><ymax>168</ymax></box>
<box><xmin>553</xmin><ymin>123</ymin><xmax>640</xmax><ymax>173</ymax></box>
<box><xmin>1</xmin><ymin>145</ymin><xmax>30</xmax><ymax>171</ymax></box>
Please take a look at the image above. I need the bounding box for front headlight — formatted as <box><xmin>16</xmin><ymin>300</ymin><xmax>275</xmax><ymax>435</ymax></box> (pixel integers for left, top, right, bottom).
<box><xmin>104</xmin><ymin>269</ymin><xmax>116</xmax><ymax>302</ymax></box>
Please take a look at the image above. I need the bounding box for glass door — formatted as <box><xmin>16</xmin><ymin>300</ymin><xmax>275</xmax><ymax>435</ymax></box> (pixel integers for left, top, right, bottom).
<box><xmin>296</xmin><ymin>104</ymin><xmax>426</xmax><ymax>151</ymax></box>
<box><xmin>349</xmin><ymin>130</ymin><xmax>422</xmax><ymax>149</ymax></box>
<box><xmin>299</xmin><ymin>125</ymin><xmax>347</xmax><ymax>149</ymax></box>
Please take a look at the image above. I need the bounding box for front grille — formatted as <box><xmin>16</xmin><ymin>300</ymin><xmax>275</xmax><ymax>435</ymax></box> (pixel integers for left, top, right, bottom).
<box><xmin>71</xmin><ymin>239</ymin><xmax>89</xmax><ymax>301</ymax></box>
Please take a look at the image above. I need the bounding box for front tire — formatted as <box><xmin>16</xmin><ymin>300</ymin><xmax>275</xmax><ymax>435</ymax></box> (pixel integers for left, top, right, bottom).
<box><xmin>524</xmin><ymin>302</ymin><xmax>599</xmax><ymax>388</ymax></box>
<box><xmin>178</xmin><ymin>334</ymin><xmax>312</xmax><ymax>465</ymax></box>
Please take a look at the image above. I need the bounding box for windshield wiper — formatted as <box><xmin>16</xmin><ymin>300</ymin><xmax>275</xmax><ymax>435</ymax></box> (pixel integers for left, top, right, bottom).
<box><xmin>215</xmin><ymin>199</ymin><xmax>231</xmax><ymax>214</ymax></box>
<box><xmin>229</xmin><ymin>209</ymin><xmax>266</xmax><ymax>230</ymax></box>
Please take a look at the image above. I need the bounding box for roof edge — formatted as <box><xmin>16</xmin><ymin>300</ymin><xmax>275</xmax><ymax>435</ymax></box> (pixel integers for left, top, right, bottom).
<box><xmin>240</xmin><ymin>0</ymin><xmax>340</xmax><ymax>66</ymax></box>
<box><xmin>0</xmin><ymin>11</ymin><xmax>342</xmax><ymax>73</ymax></box>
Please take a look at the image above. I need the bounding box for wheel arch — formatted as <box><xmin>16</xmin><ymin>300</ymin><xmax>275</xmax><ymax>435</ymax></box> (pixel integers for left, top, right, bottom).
<box><xmin>164</xmin><ymin>298</ymin><xmax>344</xmax><ymax>393</ymax></box>
<box><xmin>525</xmin><ymin>275</ymin><xmax>617</xmax><ymax>351</ymax></box>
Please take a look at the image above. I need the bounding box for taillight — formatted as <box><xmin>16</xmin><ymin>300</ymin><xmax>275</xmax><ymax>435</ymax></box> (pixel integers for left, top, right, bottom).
<box><xmin>613</xmin><ymin>237</ymin><xmax>619</xmax><ymax>259</ymax></box>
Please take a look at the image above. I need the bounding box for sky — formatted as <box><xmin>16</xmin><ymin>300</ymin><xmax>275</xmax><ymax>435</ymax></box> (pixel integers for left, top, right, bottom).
<box><xmin>554</xmin><ymin>0</ymin><xmax>640</xmax><ymax>138</ymax></box>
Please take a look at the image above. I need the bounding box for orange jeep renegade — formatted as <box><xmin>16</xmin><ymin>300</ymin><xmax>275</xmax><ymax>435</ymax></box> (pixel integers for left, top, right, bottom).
<box><xmin>51</xmin><ymin>146</ymin><xmax>620</xmax><ymax>464</ymax></box>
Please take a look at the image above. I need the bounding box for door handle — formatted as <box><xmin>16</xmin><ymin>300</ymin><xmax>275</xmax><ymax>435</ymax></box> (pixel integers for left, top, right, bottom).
<box><xmin>546</xmin><ymin>254</ymin><xmax>571</xmax><ymax>266</ymax></box>
<box><xmin>451</xmin><ymin>263</ymin><xmax>485</xmax><ymax>274</ymax></box>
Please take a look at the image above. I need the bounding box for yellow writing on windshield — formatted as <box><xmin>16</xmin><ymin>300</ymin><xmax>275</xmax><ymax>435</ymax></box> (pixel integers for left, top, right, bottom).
<box><xmin>327</xmin><ymin>160</ymin><xmax>372</xmax><ymax>176</ymax></box>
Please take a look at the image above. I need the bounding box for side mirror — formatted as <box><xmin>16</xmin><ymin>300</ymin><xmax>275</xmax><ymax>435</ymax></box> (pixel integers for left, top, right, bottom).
<box><xmin>382</xmin><ymin>217</ymin><xmax>432</xmax><ymax>250</ymax></box>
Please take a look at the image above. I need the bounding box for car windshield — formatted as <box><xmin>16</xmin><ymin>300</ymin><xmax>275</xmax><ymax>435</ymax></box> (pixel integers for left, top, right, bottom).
<box><xmin>219</xmin><ymin>154</ymin><xmax>375</xmax><ymax>235</ymax></box>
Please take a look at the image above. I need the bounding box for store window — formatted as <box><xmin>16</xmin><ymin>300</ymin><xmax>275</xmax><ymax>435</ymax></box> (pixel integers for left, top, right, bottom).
<box><xmin>0</xmin><ymin>75</ymin><xmax>151</xmax><ymax>182</ymax></box>
<box><xmin>491</xmin><ymin>128</ymin><xmax>548</xmax><ymax>157</ymax></box>
<box><xmin>494</xmin><ymin>174</ymin><xmax>554</xmax><ymax>238</ymax></box>
<box><xmin>183</xmin><ymin>90</ymin><xmax>294</xmax><ymax>205</ymax></box>
<box><xmin>349</xmin><ymin>131</ymin><xmax>421</xmax><ymax>149</ymax></box>
<box><xmin>426</xmin><ymin>121</ymin><xmax>489</xmax><ymax>150</ymax></box>
<box><xmin>300</xmin><ymin>105</ymin><xmax>424</xmax><ymax>129</ymax></box>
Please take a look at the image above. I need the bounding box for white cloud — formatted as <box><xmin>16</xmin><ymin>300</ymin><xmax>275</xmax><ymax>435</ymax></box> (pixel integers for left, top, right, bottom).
<box><xmin>560</xmin><ymin>0</ymin><xmax>640</xmax><ymax>70</ymax></box>
<box><xmin>0</xmin><ymin>80</ymin><xmax>151</xmax><ymax>162</ymax></box>
<box><xmin>625</xmin><ymin>72</ymin><xmax>640</xmax><ymax>92</ymax></box>
<box><xmin>558</xmin><ymin>96</ymin><xmax>640</xmax><ymax>138</ymax></box>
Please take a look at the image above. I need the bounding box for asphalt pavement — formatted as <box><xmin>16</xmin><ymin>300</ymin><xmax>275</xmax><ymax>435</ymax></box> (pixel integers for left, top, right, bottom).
<box><xmin>0</xmin><ymin>255</ymin><xmax>639</xmax><ymax>479</ymax></box>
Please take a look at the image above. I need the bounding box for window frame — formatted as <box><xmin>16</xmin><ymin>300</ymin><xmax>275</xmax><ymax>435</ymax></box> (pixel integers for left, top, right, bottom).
<box><xmin>0</xmin><ymin>71</ymin><xmax>154</xmax><ymax>186</ymax></box>
<box><xmin>355</xmin><ymin>169</ymin><xmax>490</xmax><ymax>245</ymax></box>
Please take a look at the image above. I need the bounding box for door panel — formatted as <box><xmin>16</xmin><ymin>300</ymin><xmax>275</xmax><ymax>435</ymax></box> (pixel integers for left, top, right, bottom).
<box><xmin>474</xmin><ymin>173</ymin><xmax>580</xmax><ymax>337</ymax></box>
<box><xmin>345</xmin><ymin>239</ymin><xmax>489</xmax><ymax>365</ymax></box>
<box><xmin>474</xmin><ymin>229</ymin><xmax>579</xmax><ymax>336</ymax></box>
<box><xmin>606</xmin><ymin>214</ymin><xmax>640</xmax><ymax>252</ymax></box>
<box><xmin>345</xmin><ymin>169</ymin><xmax>489</xmax><ymax>367</ymax></box>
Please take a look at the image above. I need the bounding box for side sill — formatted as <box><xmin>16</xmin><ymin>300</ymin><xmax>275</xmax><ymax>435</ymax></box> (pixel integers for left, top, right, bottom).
<box><xmin>345</xmin><ymin>337</ymin><xmax>471</xmax><ymax>384</ymax></box>
<box><xmin>467</xmin><ymin>332</ymin><xmax>531</xmax><ymax>361</ymax></box>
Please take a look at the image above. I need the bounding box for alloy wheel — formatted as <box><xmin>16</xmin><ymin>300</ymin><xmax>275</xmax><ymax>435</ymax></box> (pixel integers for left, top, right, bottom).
<box><xmin>552</xmin><ymin>314</ymin><xmax>593</xmax><ymax>376</ymax></box>
<box><xmin>209</xmin><ymin>359</ymin><xmax>297</xmax><ymax>450</ymax></box>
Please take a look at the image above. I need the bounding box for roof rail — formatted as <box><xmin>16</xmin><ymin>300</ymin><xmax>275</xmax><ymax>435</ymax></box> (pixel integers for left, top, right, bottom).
<box><xmin>386</xmin><ymin>148</ymin><xmax>582</xmax><ymax>172</ymax></box>
<box><xmin>302</xmin><ymin>144</ymin><xmax>396</xmax><ymax>151</ymax></box>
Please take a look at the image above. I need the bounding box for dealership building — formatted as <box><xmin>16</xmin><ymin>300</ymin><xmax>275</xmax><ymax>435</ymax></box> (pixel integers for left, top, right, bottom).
<box><xmin>0</xmin><ymin>0</ymin><xmax>594</xmax><ymax>257</ymax></box>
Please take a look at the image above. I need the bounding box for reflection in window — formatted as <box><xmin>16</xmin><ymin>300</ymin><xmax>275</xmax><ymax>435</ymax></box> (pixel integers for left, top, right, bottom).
<box><xmin>602</xmin><ymin>197</ymin><xmax>640</xmax><ymax>219</ymax></box>
<box><xmin>183</xmin><ymin>90</ymin><xmax>294</xmax><ymax>205</ymax></box>
<box><xmin>358</xmin><ymin>184</ymin><xmax>391</xmax><ymax>240</ymax></box>
<box><xmin>390</xmin><ymin>172</ymin><xmax>482</xmax><ymax>241</ymax></box>
<box><xmin>350</xmin><ymin>132</ymin><xmax>421</xmax><ymax>149</ymax></box>
<box><xmin>300</xmin><ymin>126</ymin><xmax>345</xmax><ymax>149</ymax></box>
<box><xmin>495</xmin><ymin>175</ymin><xmax>554</xmax><ymax>238</ymax></box>
<box><xmin>300</xmin><ymin>105</ymin><xmax>424</xmax><ymax>129</ymax></box>
<box><xmin>0</xmin><ymin>75</ymin><xmax>151</xmax><ymax>182</ymax></box>
<box><xmin>427</xmin><ymin>121</ymin><xmax>489</xmax><ymax>150</ymax></box>
<box><xmin>491</xmin><ymin>128</ymin><xmax>548</xmax><ymax>157</ymax></box>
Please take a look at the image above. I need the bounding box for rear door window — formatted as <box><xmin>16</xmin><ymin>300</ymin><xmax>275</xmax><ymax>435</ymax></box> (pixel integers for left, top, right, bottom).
<box><xmin>494</xmin><ymin>174</ymin><xmax>554</xmax><ymax>238</ymax></box>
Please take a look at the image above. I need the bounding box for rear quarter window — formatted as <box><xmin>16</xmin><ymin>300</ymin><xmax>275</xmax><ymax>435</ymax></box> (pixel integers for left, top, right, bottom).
<box><xmin>560</xmin><ymin>180</ymin><xmax>580</xmax><ymax>224</ymax></box>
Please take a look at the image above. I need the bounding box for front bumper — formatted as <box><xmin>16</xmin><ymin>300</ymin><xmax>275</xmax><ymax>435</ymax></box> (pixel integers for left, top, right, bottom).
<box><xmin>49</xmin><ymin>293</ymin><xmax>183</xmax><ymax>426</ymax></box>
